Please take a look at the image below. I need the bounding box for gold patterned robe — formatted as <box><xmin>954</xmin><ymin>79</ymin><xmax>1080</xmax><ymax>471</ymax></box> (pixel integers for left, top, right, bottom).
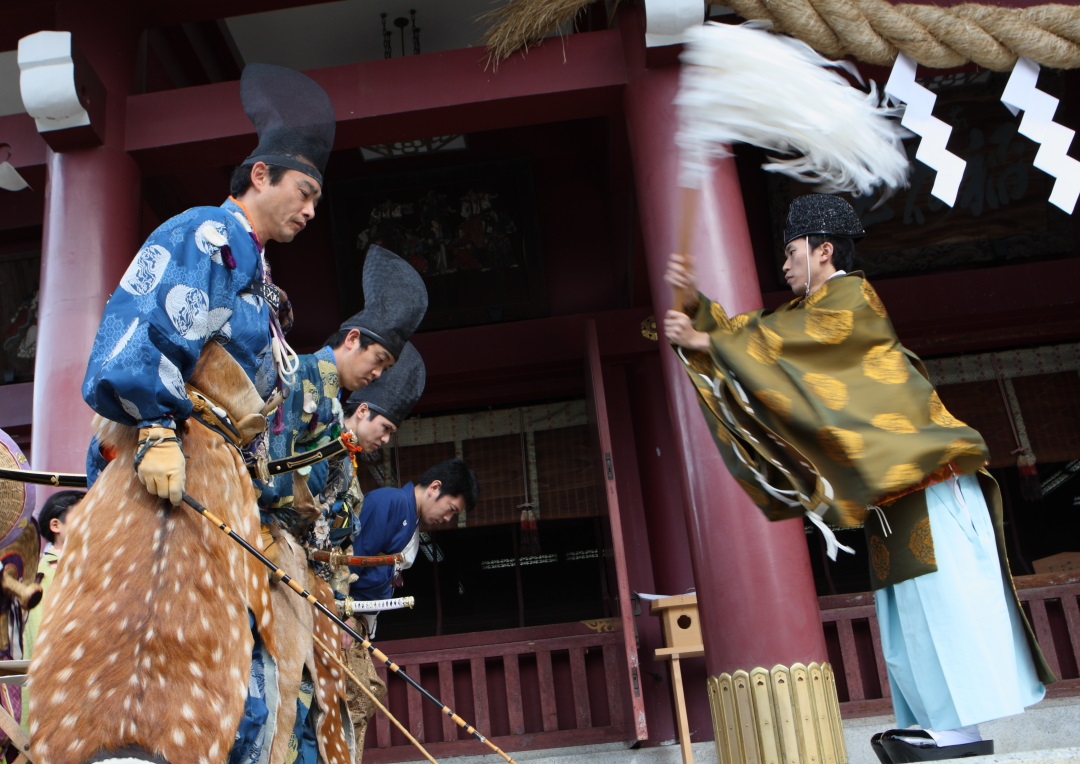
<box><xmin>679</xmin><ymin>273</ymin><xmax>988</xmax><ymax>523</ymax></box>
<box><xmin>676</xmin><ymin>271</ymin><xmax>1055</xmax><ymax>684</ymax></box>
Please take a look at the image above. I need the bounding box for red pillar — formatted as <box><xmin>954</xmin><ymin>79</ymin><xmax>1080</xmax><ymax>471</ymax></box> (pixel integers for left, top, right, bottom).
<box><xmin>31</xmin><ymin>3</ymin><xmax>140</xmax><ymax>476</ymax></box>
<box><xmin>621</xmin><ymin>9</ymin><xmax>843</xmax><ymax>761</ymax></box>
<box><xmin>33</xmin><ymin>147</ymin><xmax>140</xmax><ymax>474</ymax></box>
<box><xmin>622</xmin><ymin>11</ymin><xmax>825</xmax><ymax>680</ymax></box>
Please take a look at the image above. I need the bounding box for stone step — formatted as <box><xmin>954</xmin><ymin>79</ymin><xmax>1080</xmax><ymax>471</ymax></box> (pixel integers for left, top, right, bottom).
<box><xmin>435</xmin><ymin>696</ymin><xmax>1080</xmax><ymax>764</ymax></box>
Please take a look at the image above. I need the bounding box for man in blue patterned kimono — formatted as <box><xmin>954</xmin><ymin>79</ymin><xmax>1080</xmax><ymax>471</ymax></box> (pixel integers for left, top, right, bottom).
<box><xmin>260</xmin><ymin>247</ymin><xmax>427</xmax><ymax>764</ymax></box>
<box><xmin>77</xmin><ymin>63</ymin><xmax>337</xmax><ymax>764</ymax></box>
<box><xmin>260</xmin><ymin>245</ymin><xmax>428</xmax><ymax>524</ymax></box>
<box><xmin>309</xmin><ymin>342</ymin><xmax>427</xmax><ymax>574</ymax></box>
<box><xmin>83</xmin><ymin>63</ymin><xmax>335</xmax><ymax>506</ymax></box>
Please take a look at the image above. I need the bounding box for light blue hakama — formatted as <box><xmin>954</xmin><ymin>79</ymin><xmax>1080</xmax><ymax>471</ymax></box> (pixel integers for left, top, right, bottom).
<box><xmin>874</xmin><ymin>473</ymin><xmax>1045</xmax><ymax>731</ymax></box>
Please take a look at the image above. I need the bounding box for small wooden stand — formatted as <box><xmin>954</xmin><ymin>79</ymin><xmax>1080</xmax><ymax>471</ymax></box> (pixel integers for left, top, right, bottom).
<box><xmin>651</xmin><ymin>594</ymin><xmax>704</xmax><ymax>764</ymax></box>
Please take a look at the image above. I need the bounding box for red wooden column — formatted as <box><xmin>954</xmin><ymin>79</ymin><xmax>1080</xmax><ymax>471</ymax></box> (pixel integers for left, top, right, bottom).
<box><xmin>31</xmin><ymin>3</ymin><xmax>140</xmax><ymax>477</ymax></box>
<box><xmin>620</xmin><ymin>10</ymin><xmax>845</xmax><ymax>763</ymax></box>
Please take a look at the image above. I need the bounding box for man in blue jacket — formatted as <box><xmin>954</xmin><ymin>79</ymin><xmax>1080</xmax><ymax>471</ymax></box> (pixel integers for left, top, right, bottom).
<box><xmin>350</xmin><ymin>458</ymin><xmax>478</xmax><ymax>631</ymax></box>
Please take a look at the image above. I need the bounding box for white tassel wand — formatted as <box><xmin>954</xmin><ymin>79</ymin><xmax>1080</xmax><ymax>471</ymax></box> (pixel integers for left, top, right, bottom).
<box><xmin>672</xmin><ymin>22</ymin><xmax>911</xmax><ymax>307</ymax></box>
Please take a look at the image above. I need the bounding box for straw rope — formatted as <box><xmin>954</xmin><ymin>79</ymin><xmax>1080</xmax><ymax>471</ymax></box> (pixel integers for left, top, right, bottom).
<box><xmin>712</xmin><ymin>0</ymin><xmax>1080</xmax><ymax>71</ymax></box>
<box><xmin>480</xmin><ymin>0</ymin><xmax>595</xmax><ymax>66</ymax></box>
<box><xmin>480</xmin><ymin>0</ymin><xmax>1080</xmax><ymax>71</ymax></box>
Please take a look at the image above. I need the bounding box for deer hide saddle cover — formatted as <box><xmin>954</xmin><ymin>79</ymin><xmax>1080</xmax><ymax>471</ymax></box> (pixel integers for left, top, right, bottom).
<box><xmin>29</xmin><ymin>342</ymin><xmax>278</xmax><ymax>764</ymax></box>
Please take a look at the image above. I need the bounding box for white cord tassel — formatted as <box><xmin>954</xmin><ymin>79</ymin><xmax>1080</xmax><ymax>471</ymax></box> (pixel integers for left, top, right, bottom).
<box><xmin>271</xmin><ymin>326</ymin><xmax>300</xmax><ymax>385</ymax></box>
<box><xmin>676</xmin><ymin>21</ymin><xmax>910</xmax><ymax>196</ymax></box>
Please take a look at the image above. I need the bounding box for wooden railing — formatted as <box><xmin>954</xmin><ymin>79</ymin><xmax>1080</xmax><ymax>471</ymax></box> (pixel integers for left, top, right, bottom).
<box><xmin>364</xmin><ymin>620</ymin><xmax>631</xmax><ymax>763</ymax></box>
<box><xmin>361</xmin><ymin>574</ymin><xmax>1080</xmax><ymax>761</ymax></box>
<box><xmin>820</xmin><ymin>571</ymin><xmax>1080</xmax><ymax>718</ymax></box>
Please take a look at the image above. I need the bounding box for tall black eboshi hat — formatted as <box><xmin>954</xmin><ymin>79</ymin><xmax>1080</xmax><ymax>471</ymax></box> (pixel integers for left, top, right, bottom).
<box><xmin>348</xmin><ymin>342</ymin><xmax>425</xmax><ymax>427</ymax></box>
<box><xmin>783</xmin><ymin>194</ymin><xmax>865</xmax><ymax>244</ymax></box>
<box><xmin>240</xmin><ymin>63</ymin><xmax>335</xmax><ymax>185</ymax></box>
<box><xmin>340</xmin><ymin>245</ymin><xmax>428</xmax><ymax>361</ymax></box>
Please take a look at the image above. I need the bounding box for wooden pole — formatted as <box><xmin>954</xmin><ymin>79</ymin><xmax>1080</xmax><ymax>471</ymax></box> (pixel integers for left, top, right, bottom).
<box><xmin>674</xmin><ymin>185</ymin><xmax>700</xmax><ymax>311</ymax></box>
<box><xmin>180</xmin><ymin>492</ymin><xmax>518</xmax><ymax>764</ymax></box>
<box><xmin>312</xmin><ymin>634</ymin><xmax>439</xmax><ymax>764</ymax></box>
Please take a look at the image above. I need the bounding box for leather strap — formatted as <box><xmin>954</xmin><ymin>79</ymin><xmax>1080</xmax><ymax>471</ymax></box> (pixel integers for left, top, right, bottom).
<box><xmin>246</xmin><ymin>437</ymin><xmax>350</xmax><ymax>480</ymax></box>
<box><xmin>187</xmin><ymin>384</ymin><xmax>248</xmax><ymax>449</ymax></box>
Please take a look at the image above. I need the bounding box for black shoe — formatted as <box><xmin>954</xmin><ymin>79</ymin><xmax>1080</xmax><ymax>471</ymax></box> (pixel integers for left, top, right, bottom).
<box><xmin>871</xmin><ymin>732</ymin><xmax>893</xmax><ymax>764</ymax></box>
<box><xmin>880</xmin><ymin>729</ymin><xmax>994</xmax><ymax>762</ymax></box>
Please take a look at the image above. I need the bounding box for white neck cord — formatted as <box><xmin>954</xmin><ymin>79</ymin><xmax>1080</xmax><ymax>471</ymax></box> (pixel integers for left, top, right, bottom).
<box><xmin>257</xmin><ymin>249</ymin><xmax>300</xmax><ymax>386</ymax></box>
<box><xmin>868</xmin><ymin>505</ymin><xmax>892</xmax><ymax>537</ymax></box>
<box><xmin>803</xmin><ymin>235</ymin><xmax>812</xmax><ymax>297</ymax></box>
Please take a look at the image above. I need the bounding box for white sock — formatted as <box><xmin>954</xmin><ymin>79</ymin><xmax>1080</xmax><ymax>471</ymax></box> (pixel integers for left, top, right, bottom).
<box><xmin>926</xmin><ymin>725</ymin><xmax>982</xmax><ymax>745</ymax></box>
<box><xmin>892</xmin><ymin>725</ymin><xmax>982</xmax><ymax>747</ymax></box>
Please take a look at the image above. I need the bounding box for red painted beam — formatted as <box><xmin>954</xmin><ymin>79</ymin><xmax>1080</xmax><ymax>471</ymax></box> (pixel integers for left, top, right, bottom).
<box><xmin>141</xmin><ymin>0</ymin><xmax>341</xmax><ymax>27</ymax></box>
<box><xmin>0</xmin><ymin>0</ymin><xmax>58</xmax><ymax>52</ymax></box>
<box><xmin>124</xmin><ymin>28</ymin><xmax>627</xmax><ymax>174</ymax></box>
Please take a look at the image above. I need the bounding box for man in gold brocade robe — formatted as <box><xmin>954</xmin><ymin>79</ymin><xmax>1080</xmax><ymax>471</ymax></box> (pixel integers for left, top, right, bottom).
<box><xmin>664</xmin><ymin>194</ymin><xmax>1053</xmax><ymax>763</ymax></box>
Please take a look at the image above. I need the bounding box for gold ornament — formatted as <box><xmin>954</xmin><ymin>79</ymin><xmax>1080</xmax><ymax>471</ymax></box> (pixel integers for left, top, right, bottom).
<box><xmin>871</xmin><ymin>413</ymin><xmax>918</xmax><ymax>434</ymax></box>
<box><xmin>881</xmin><ymin>463</ymin><xmax>924</xmax><ymax>492</ymax></box>
<box><xmin>640</xmin><ymin>316</ymin><xmax>658</xmax><ymax>341</ymax></box>
<box><xmin>929</xmin><ymin>390</ymin><xmax>966</xmax><ymax>428</ymax></box>
<box><xmin>755</xmin><ymin>389</ymin><xmax>793</xmax><ymax>420</ymax></box>
<box><xmin>806</xmin><ymin>308</ymin><xmax>854</xmax><ymax>344</ymax></box>
<box><xmin>863</xmin><ymin>344</ymin><xmax>910</xmax><ymax>384</ymax></box>
<box><xmin>909</xmin><ymin>516</ymin><xmax>936</xmax><ymax>565</ymax></box>
<box><xmin>870</xmin><ymin>534</ymin><xmax>891</xmax><ymax>581</ymax></box>
<box><xmin>861</xmin><ymin>280</ymin><xmax>888</xmax><ymax>317</ymax></box>
<box><xmin>818</xmin><ymin>426</ymin><xmax>865</xmax><ymax>465</ymax></box>
<box><xmin>748</xmin><ymin>325</ymin><xmax>784</xmax><ymax>365</ymax></box>
<box><xmin>804</xmin><ymin>373</ymin><xmax>848</xmax><ymax>410</ymax></box>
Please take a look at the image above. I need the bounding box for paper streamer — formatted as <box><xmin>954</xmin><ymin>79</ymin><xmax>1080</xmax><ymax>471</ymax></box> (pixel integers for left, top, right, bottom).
<box><xmin>884</xmin><ymin>54</ymin><xmax>966</xmax><ymax>207</ymax></box>
<box><xmin>1001</xmin><ymin>57</ymin><xmax>1080</xmax><ymax>215</ymax></box>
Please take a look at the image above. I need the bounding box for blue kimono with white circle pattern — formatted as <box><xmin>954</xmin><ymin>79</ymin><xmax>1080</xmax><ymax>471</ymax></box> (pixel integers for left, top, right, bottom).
<box><xmin>82</xmin><ymin>198</ymin><xmax>276</xmax><ymax>432</ymax></box>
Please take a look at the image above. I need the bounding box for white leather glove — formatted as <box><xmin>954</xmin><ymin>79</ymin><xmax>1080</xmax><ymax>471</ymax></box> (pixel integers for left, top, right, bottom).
<box><xmin>135</xmin><ymin>426</ymin><xmax>186</xmax><ymax>505</ymax></box>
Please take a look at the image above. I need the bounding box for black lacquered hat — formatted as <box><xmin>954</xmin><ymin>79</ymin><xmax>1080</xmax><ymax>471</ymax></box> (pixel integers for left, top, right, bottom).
<box><xmin>240</xmin><ymin>63</ymin><xmax>335</xmax><ymax>185</ymax></box>
<box><xmin>347</xmin><ymin>342</ymin><xmax>425</xmax><ymax>427</ymax></box>
<box><xmin>340</xmin><ymin>245</ymin><xmax>428</xmax><ymax>361</ymax></box>
<box><xmin>783</xmin><ymin>194</ymin><xmax>865</xmax><ymax>244</ymax></box>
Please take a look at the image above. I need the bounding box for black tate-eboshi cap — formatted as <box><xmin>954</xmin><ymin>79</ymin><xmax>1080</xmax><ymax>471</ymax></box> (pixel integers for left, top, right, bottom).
<box><xmin>783</xmin><ymin>194</ymin><xmax>865</xmax><ymax>244</ymax></box>
<box><xmin>240</xmin><ymin>63</ymin><xmax>335</xmax><ymax>185</ymax></box>
<box><xmin>347</xmin><ymin>342</ymin><xmax>425</xmax><ymax>427</ymax></box>
<box><xmin>340</xmin><ymin>245</ymin><xmax>428</xmax><ymax>361</ymax></box>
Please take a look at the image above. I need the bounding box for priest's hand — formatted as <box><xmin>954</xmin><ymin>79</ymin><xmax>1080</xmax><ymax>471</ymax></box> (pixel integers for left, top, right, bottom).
<box><xmin>664</xmin><ymin>310</ymin><xmax>710</xmax><ymax>352</ymax></box>
<box><xmin>135</xmin><ymin>426</ymin><xmax>186</xmax><ymax>505</ymax></box>
<box><xmin>664</xmin><ymin>254</ymin><xmax>698</xmax><ymax>297</ymax></box>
